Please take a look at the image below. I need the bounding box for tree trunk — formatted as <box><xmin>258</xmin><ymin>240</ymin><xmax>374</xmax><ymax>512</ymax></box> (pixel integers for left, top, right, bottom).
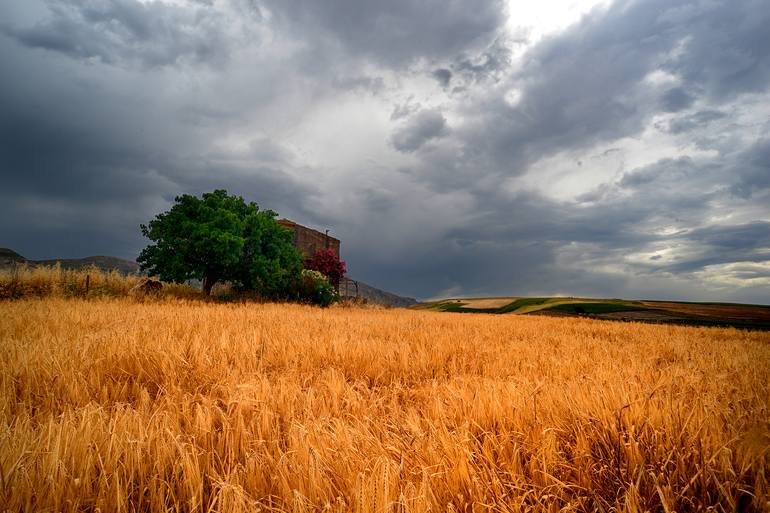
<box><xmin>202</xmin><ymin>274</ymin><xmax>218</xmax><ymax>296</ymax></box>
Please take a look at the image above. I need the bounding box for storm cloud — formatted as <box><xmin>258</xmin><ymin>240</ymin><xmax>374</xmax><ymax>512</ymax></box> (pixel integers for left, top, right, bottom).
<box><xmin>260</xmin><ymin>0</ymin><xmax>507</xmax><ymax>66</ymax></box>
<box><xmin>1</xmin><ymin>0</ymin><xmax>769</xmax><ymax>303</ymax></box>
<box><xmin>0</xmin><ymin>0</ymin><xmax>250</xmax><ymax>68</ymax></box>
<box><xmin>390</xmin><ymin>109</ymin><xmax>449</xmax><ymax>153</ymax></box>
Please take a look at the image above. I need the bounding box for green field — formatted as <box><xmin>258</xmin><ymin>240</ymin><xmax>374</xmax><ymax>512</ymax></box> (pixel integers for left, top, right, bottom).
<box><xmin>414</xmin><ymin>296</ymin><xmax>770</xmax><ymax>330</ymax></box>
<box><xmin>419</xmin><ymin>296</ymin><xmax>640</xmax><ymax>315</ymax></box>
<box><xmin>432</xmin><ymin>297</ymin><xmax>551</xmax><ymax>314</ymax></box>
<box><xmin>547</xmin><ymin>302</ymin><xmax>647</xmax><ymax>314</ymax></box>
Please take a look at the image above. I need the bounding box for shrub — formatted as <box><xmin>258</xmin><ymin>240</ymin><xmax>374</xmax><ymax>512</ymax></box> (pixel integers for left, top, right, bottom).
<box><xmin>298</xmin><ymin>269</ymin><xmax>339</xmax><ymax>307</ymax></box>
<box><xmin>306</xmin><ymin>249</ymin><xmax>346</xmax><ymax>289</ymax></box>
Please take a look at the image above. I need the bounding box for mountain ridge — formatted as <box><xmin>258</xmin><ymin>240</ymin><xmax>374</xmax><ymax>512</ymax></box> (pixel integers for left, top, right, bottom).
<box><xmin>1</xmin><ymin>247</ymin><xmax>140</xmax><ymax>274</ymax></box>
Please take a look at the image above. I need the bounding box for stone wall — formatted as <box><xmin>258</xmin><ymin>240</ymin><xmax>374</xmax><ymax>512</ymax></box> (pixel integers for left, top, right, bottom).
<box><xmin>277</xmin><ymin>219</ymin><xmax>340</xmax><ymax>261</ymax></box>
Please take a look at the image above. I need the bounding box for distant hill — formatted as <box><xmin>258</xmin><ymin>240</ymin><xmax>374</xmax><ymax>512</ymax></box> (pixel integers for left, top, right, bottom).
<box><xmin>417</xmin><ymin>296</ymin><xmax>770</xmax><ymax>330</ymax></box>
<box><xmin>0</xmin><ymin>248</ymin><xmax>139</xmax><ymax>275</ymax></box>
<box><xmin>0</xmin><ymin>248</ymin><xmax>26</xmax><ymax>267</ymax></box>
<box><xmin>340</xmin><ymin>277</ymin><xmax>418</xmax><ymax>308</ymax></box>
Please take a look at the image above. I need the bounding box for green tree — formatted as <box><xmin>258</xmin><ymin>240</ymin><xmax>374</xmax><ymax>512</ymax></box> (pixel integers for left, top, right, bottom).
<box><xmin>137</xmin><ymin>190</ymin><xmax>302</xmax><ymax>296</ymax></box>
<box><xmin>236</xmin><ymin>207</ymin><xmax>304</xmax><ymax>298</ymax></box>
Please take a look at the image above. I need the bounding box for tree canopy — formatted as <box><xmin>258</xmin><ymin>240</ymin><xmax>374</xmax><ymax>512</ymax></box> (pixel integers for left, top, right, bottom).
<box><xmin>137</xmin><ymin>190</ymin><xmax>302</xmax><ymax>296</ymax></box>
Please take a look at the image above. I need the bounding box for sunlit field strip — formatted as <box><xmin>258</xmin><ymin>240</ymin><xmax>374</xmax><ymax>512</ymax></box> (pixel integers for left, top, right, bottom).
<box><xmin>1</xmin><ymin>298</ymin><xmax>769</xmax><ymax>512</ymax></box>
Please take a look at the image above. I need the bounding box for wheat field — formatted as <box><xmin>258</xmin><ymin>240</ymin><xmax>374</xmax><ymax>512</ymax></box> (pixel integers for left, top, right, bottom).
<box><xmin>1</xmin><ymin>296</ymin><xmax>769</xmax><ymax>512</ymax></box>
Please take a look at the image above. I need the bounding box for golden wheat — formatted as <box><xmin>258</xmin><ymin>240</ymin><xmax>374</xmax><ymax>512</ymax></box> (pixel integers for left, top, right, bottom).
<box><xmin>1</xmin><ymin>296</ymin><xmax>769</xmax><ymax>512</ymax></box>
<box><xmin>0</xmin><ymin>265</ymin><xmax>201</xmax><ymax>300</ymax></box>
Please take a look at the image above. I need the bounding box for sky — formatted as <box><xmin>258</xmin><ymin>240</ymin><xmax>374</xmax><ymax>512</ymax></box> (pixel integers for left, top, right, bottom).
<box><xmin>1</xmin><ymin>0</ymin><xmax>769</xmax><ymax>303</ymax></box>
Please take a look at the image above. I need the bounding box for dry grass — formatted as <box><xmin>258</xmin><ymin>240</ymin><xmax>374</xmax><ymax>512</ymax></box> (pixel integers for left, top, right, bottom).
<box><xmin>0</xmin><ymin>265</ymin><xmax>199</xmax><ymax>300</ymax></box>
<box><xmin>1</xmin><ymin>297</ymin><xmax>769</xmax><ymax>512</ymax></box>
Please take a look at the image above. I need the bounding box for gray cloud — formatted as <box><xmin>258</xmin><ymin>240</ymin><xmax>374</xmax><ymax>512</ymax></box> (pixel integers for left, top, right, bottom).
<box><xmin>660</xmin><ymin>0</ymin><xmax>770</xmax><ymax>100</ymax></box>
<box><xmin>0</xmin><ymin>5</ymin><xmax>320</xmax><ymax>260</ymax></box>
<box><xmin>450</xmin><ymin>35</ymin><xmax>515</xmax><ymax>84</ymax></box>
<box><xmin>1</xmin><ymin>0</ymin><xmax>769</xmax><ymax>304</ymax></box>
<box><xmin>260</xmin><ymin>0</ymin><xmax>507</xmax><ymax>67</ymax></box>
<box><xmin>661</xmin><ymin>222</ymin><xmax>770</xmax><ymax>274</ymax></box>
<box><xmin>432</xmin><ymin>68</ymin><xmax>452</xmax><ymax>88</ymax></box>
<box><xmin>664</xmin><ymin>109</ymin><xmax>728</xmax><ymax>134</ymax></box>
<box><xmin>390</xmin><ymin>109</ymin><xmax>449</xmax><ymax>153</ymax></box>
<box><xmin>730</xmin><ymin>137</ymin><xmax>770</xmax><ymax>199</ymax></box>
<box><xmin>408</xmin><ymin>0</ymin><xmax>770</xmax><ymax>193</ymax></box>
<box><xmin>660</xmin><ymin>87</ymin><xmax>695</xmax><ymax>112</ymax></box>
<box><xmin>390</xmin><ymin>99</ymin><xmax>421</xmax><ymax>121</ymax></box>
<box><xmin>618</xmin><ymin>157</ymin><xmax>695</xmax><ymax>188</ymax></box>
<box><xmin>0</xmin><ymin>0</ymin><xmax>252</xmax><ymax>68</ymax></box>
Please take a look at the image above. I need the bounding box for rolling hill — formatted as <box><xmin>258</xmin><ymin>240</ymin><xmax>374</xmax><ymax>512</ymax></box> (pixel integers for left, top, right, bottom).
<box><xmin>416</xmin><ymin>296</ymin><xmax>770</xmax><ymax>330</ymax></box>
<box><xmin>0</xmin><ymin>248</ymin><xmax>139</xmax><ymax>274</ymax></box>
<box><xmin>339</xmin><ymin>277</ymin><xmax>418</xmax><ymax>307</ymax></box>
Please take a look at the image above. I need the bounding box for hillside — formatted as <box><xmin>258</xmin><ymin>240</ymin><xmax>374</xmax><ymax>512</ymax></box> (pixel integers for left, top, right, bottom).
<box><xmin>340</xmin><ymin>277</ymin><xmax>418</xmax><ymax>308</ymax></box>
<box><xmin>417</xmin><ymin>296</ymin><xmax>770</xmax><ymax>330</ymax></box>
<box><xmin>0</xmin><ymin>248</ymin><xmax>139</xmax><ymax>274</ymax></box>
<box><xmin>0</xmin><ymin>248</ymin><xmax>26</xmax><ymax>267</ymax></box>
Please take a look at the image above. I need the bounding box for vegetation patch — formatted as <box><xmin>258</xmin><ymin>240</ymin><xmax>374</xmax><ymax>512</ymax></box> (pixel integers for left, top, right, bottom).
<box><xmin>450</xmin><ymin>298</ymin><xmax>517</xmax><ymax>309</ymax></box>
<box><xmin>497</xmin><ymin>297</ymin><xmax>551</xmax><ymax>313</ymax></box>
<box><xmin>433</xmin><ymin>297</ymin><xmax>552</xmax><ymax>314</ymax></box>
<box><xmin>547</xmin><ymin>302</ymin><xmax>649</xmax><ymax>314</ymax></box>
<box><xmin>421</xmin><ymin>296</ymin><xmax>770</xmax><ymax>329</ymax></box>
<box><xmin>648</xmin><ymin>299</ymin><xmax>770</xmax><ymax>309</ymax></box>
<box><xmin>435</xmin><ymin>301</ymin><xmax>494</xmax><ymax>313</ymax></box>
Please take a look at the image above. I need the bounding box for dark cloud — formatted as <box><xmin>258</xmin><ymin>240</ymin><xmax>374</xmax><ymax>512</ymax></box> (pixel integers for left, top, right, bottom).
<box><xmin>664</xmin><ymin>109</ymin><xmax>727</xmax><ymax>134</ymax></box>
<box><xmin>730</xmin><ymin>138</ymin><xmax>770</xmax><ymax>199</ymax></box>
<box><xmin>684</xmin><ymin>222</ymin><xmax>770</xmax><ymax>253</ymax></box>
<box><xmin>618</xmin><ymin>157</ymin><xmax>695</xmax><ymax>188</ymax></box>
<box><xmin>661</xmin><ymin>222</ymin><xmax>770</xmax><ymax>274</ymax></box>
<box><xmin>432</xmin><ymin>68</ymin><xmax>452</xmax><ymax>88</ymax></box>
<box><xmin>451</xmin><ymin>35</ymin><xmax>515</xmax><ymax>83</ymax></box>
<box><xmin>409</xmin><ymin>0</ymin><xmax>770</xmax><ymax>193</ymax></box>
<box><xmin>660</xmin><ymin>0</ymin><xmax>770</xmax><ymax>100</ymax></box>
<box><xmin>1</xmin><ymin>0</ymin><xmax>768</xmax><ymax>303</ymax></box>
<box><xmin>660</xmin><ymin>87</ymin><xmax>695</xmax><ymax>112</ymax></box>
<box><xmin>0</xmin><ymin>13</ymin><xmax>319</xmax><ymax>261</ymax></box>
<box><xmin>482</xmin><ymin>1</ymin><xmax>678</xmax><ymax>163</ymax></box>
<box><xmin>260</xmin><ymin>0</ymin><xmax>507</xmax><ymax>67</ymax></box>
<box><xmin>405</xmin><ymin>1</ymin><xmax>675</xmax><ymax>190</ymax></box>
<box><xmin>0</xmin><ymin>0</ymin><xmax>248</xmax><ymax>68</ymax></box>
<box><xmin>390</xmin><ymin>109</ymin><xmax>449</xmax><ymax>153</ymax></box>
<box><xmin>351</xmin><ymin>136</ymin><xmax>768</xmax><ymax>301</ymax></box>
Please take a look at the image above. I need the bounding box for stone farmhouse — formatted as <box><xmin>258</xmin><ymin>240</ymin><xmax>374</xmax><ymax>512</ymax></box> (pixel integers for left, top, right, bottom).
<box><xmin>277</xmin><ymin>219</ymin><xmax>340</xmax><ymax>262</ymax></box>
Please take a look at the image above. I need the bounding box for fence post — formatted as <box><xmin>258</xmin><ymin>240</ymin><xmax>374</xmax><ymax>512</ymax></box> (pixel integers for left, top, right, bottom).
<box><xmin>85</xmin><ymin>274</ymin><xmax>90</xmax><ymax>295</ymax></box>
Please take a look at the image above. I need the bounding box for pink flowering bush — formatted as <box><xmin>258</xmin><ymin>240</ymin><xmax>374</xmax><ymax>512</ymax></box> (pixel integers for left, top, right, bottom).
<box><xmin>306</xmin><ymin>249</ymin><xmax>346</xmax><ymax>288</ymax></box>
